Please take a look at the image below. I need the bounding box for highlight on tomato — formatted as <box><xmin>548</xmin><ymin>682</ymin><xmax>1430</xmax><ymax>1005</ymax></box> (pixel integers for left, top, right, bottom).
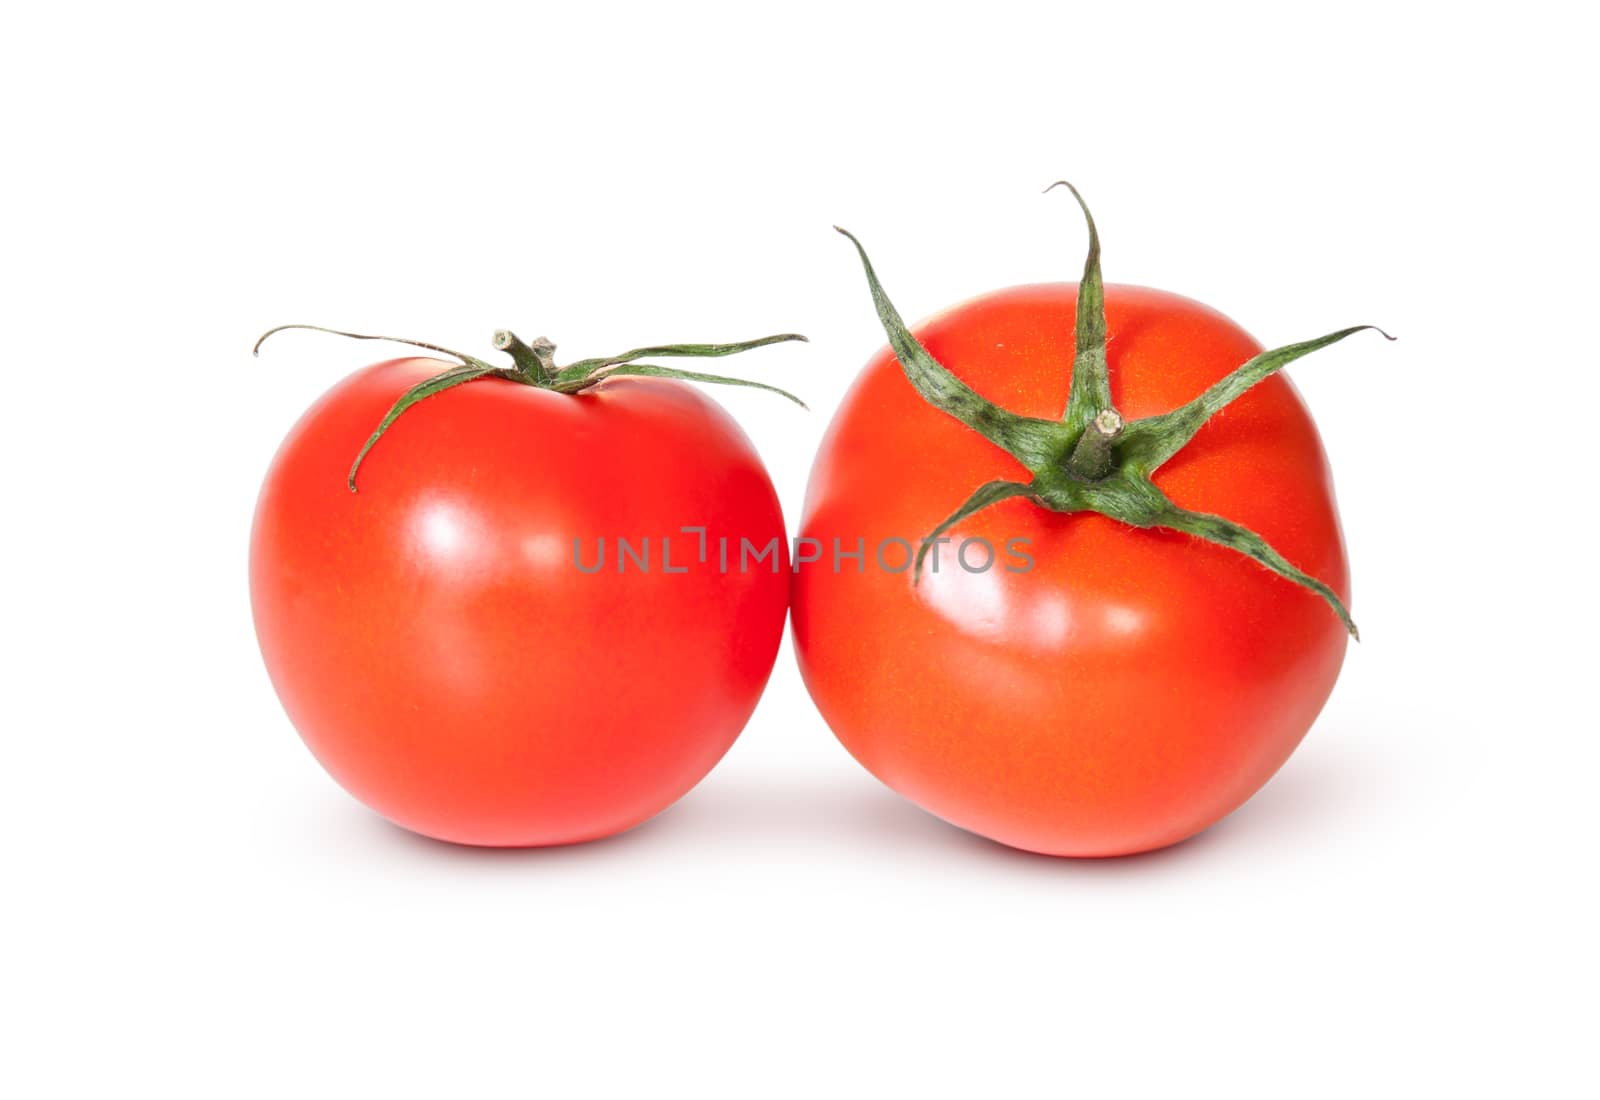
<box><xmin>251</xmin><ymin>321</ymin><xmax>804</xmax><ymax>847</ymax></box>
<box><xmin>793</xmin><ymin>183</ymin><xmax>1391</xmax><ymax>857</ymax></box>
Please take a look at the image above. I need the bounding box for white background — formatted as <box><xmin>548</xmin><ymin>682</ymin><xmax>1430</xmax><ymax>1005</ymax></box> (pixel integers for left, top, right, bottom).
<box><xmin>4</xmin><ymin>2</ymin><xmax>1595</xmax><ymax>1096</ymax></box>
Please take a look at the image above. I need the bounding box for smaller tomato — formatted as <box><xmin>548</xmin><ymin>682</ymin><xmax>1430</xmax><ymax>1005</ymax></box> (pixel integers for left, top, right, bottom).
<box><xmin>251</xmin><ymin>324</ymin><xmax>804</xmax><ymax>846</ymax></box>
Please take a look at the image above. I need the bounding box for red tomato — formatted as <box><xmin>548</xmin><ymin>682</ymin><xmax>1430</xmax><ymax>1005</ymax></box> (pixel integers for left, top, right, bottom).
<box><xmin>793</xmin><ymin>283</ymin><xmax>1351</xmax><ymax>857</ymax></box>
<box><xmin>252</xmin><ymin>359</ymin><xmax>789</xmax><ymax>846</ymax></box>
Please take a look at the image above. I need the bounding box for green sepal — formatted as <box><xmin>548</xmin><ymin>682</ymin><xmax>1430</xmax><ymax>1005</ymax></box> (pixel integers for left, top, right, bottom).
<box><xmin>555</xmin><ymin>334</ymin><xmax>809</xmax><ymax>383</ymax></box>
<box><xmin>1119</xmin><ymin>325</ymin><xmax>1395</xmax><ymax>474</ymax></box>
<box><xmin>1151</xmin><ymin>500</ymin><xmax>1359</xmax><ymax>639</ymax></box>
<box><xmin>834</xmin><ymin>227</ymin><xmax>1061</xmax><ymax>470</ymax></box>
<box><xmin>567</xmin><ymin>363</ymin><xmax>808</xmax><ymax>408</ymax></box>
<box><xmin>253</xmin><ymin>324</ymin><xmax>497</xmax><ymax>372</ymax></box>
<box><xmin>1045</xmin><ymin>181</ymin><xmax>1115</xmax><ymax>435</ymax></box>
<box><xmin>913</xmin><ymin>479</ymin><xmax>1036</xmax><ymax>581</ymax></box>
<box><xmin>347</xmin><ymin>365</ymin><xmax>504</xmax><ymax>491</ymax></box>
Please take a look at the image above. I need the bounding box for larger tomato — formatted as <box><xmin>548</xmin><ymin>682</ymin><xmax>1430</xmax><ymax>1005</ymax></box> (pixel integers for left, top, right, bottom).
<box><xmin>252</xmin><ymin>330</ymin><xmax>796</xmax><ymax>847</ymax></box>
<box><xmin>794</xmin><ymin>189</ymin><xmax>1382</xmax><ymax>857</ymax></box>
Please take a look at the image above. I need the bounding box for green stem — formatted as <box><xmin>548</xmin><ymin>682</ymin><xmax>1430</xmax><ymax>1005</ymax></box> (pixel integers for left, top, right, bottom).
<box><xmin>1063</xmin><ymin>409</ymin><xmax>1123</xmax><ymax>481</ymax></box>
<box><xmin>493</xmin><ymin>330</ymin><xmax>557</xmax><ymax>384</ymax></box>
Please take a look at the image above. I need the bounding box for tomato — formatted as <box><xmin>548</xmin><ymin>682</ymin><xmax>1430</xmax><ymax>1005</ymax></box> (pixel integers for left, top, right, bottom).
<box><xmin>794</xmin><ymin>193</ymin><xmax>1381</xmax><ymax>857</ymax></box>
<box><xmin>252</xmin><ymin>334</ymin><xmax>795</xmax><ymax>847</ymax></box>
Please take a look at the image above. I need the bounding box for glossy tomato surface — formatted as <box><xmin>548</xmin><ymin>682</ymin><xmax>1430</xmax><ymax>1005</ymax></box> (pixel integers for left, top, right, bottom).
<box><xmin>252</xmin><ymin>359</ymin><xmax>789</xmax><ymax>846</ymax></box>
<box><xmin>793</xmin><ymin>284</ymin><xmax>1349</xmax><ymax>857</ymax></box>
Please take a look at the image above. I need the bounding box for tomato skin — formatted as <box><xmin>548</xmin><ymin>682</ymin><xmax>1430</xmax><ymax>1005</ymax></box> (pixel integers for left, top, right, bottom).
<box><xmin>793</xmin><ymin>284</ymin><xmax>1350</xmax><ymax>857</ymax></box>
<box><xmin>251</xmin><ymin>359</ymin><xmax>789</xmax><ymax>846</ymax></box>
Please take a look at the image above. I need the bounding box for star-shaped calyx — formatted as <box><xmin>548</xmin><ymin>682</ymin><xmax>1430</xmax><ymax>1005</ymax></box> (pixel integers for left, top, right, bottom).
<box><xmin>254</xmin><ymin>324</ymin><xmax>806</xmax><ymax>492</ymax></box>
<box><xmin>834</xmin><ymin>181</ymin><xmax>1392</xmax><ymax>638</ymax></box>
